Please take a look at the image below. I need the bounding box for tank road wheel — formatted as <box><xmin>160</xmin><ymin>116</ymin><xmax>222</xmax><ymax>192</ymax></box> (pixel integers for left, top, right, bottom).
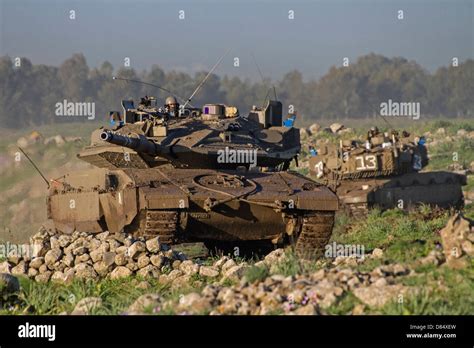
<box><xmin>294</xmin><ymin>212</ymin><xmax>335</xmax><ymax>259</ymax></box>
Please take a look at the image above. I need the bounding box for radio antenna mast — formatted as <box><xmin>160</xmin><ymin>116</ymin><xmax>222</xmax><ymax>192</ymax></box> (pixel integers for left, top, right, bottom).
<box><xmin>182</xmin><ymin>48</ymin><xmax>231</xmax><ymax>109</ymax></box>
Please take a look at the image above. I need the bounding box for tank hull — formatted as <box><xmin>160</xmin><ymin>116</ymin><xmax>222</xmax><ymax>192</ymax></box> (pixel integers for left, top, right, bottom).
<box><xmin>47</xmin><ymin>167</ymin><xmax>338</xmax><ymax>257</ymax></box>
<box><xmin>335</xmin><ymin>171</ymin><xmax>466</xmax><ymax>217</ymax></box>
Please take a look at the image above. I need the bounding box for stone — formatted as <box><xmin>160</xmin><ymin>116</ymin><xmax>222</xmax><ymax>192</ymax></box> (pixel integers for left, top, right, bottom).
<box><xmin>214</xmin><ymin>256</ymin><xmax>230</xmax><ymax>269</ymax></box>
<box><xmin>308</xmin><ymin>123</ymin><xmax>321</xmax><ymax>134</ymax></box>
<box><xmin>199</xmin><ymin>266</ymin><xmax>219</xmax><ymax>278</ymax></box>
<box><xmin>127</xmin><ymin>294</ymin><xmax>161</xmax><ymax>314</ymax></box>
<box><xmin>371</xmin><ymin>248</ymin><xmax>384</xmax><ymax>259</ymax></box>
<box><xmin>264</xmin><ymin>248</ymin><xmax>286</xmax><ymax>265</ymax></box>
<box><xmin>126</xmin><ymin>262</ymin><xmax>139</xmax><ymax>272</ymax></box>
<box><xmin>11</xmin><ymin>261</ymin><xmax>27</xmax><ymax>276</ymax></box>
<box><xmin>72</xmin><ymin>297</ymin><xmax>102</xmax><ymax>315</ymax></box>
<box><xmin>74</xmin><ymin>263</ymin><xmax>97</xmax><ymax>279</ymax></box>
<box><xmin>137</xmin><ymin>255</ymin><xmax>150</xmax><ymax>269</ymax></box>
<box><xmin>329</xmin><ymin>123</ymin><xmax>344</xmax><ymax>134</ymax></box>
<box><xmin>75</xmin><ymin>253</ymin><xmax>90</xmax><ymax>264</ymax></box>
<box><xmin>128</xmin><ymin>241</ymin><xmax>146</xmax><ymax>259</ymax></box>
<box><xmin>95</xmin><ymin>231</ymin><xmax>109</xmax><ymax>241</ymax></box>
<box><xmin>110</xmin><ymin>266</ymin><xmax>132</xmax><ymax>280</ymax></box>
<box><xmin>145</xmin><ymin>237</ymin><xmax>161</xmax><ymax>253</ymax></box>
<box><xmin>89</xmin><ymin>249</ymin><xmax>103</xmax><ymax>263</ymax></box>
<box><xmin>353</xmin><ymin>284</ymin><xmax>413</xmax><ymax>308</ymax></box>
<box><xmin>45</xmin><ymin>249</ymin><xmax>62</xmax><ymax>266</ymax></box>
<box><xmin>222</xmin><ymin>265</ymin><xmax>246</xmax><ymax>281</ymax></box>
<box><xmin>29</xmin><ymin>257</ymin><xmax>44</xmax><ymax>269</ymax></box>
<box><xmin>62</xmin><ymin>253</ymin><xmax>74</xmax><ymax>268</ymax></box>
<box><xmin>221</xmin><ymin>259</ymin><xmax>237</xmax><ymax>273</ymax></box>
<box><xmin>28</xmin><ymin>268</ymin><xmax>38</xmax><ymax>277</ymax></box>
<box><xmin>178</xmin><ymin>293</ymin><xmax>212</xmax><ymax>314</ymax></box>
<box><xmin>137</xmin><ymin>265</ymin><xmax>160</xmax><ymax>279</ymax></box>
<box><xmin>35</xmin><ymin>271</ymin><xmax>52</xmax><ymax>282</ymax></box>
<box><xmin>172</xmin><ymin>260</ymin><xmax>182</xmax><ymax>270</ymax></box>
<box><xmin>440</xmin><ymin>213</ymin><xmax>473</xmax><ymax>268</ymax></box>
<box><xmin>293</xmin><ymin>304</ymin><xmax>317</xmax><ymax>315</ymax></box>
<box><xmin>150</xmin><ymin>254</ymin><xmax>165</xmax><ymax>268</ymax></box>
<box><xmin>179</xmin><ymin>260</ymin><xmax>199</xmax><ymax>275</ymax></box>
<box><xmin>114</xmin><ymin>253</ymin><xmax>128</xmax><ymax>266</ymax></box>
<box><xmin>102</xmin><ymin>252</ymin><xmax>116</xmax><ymax>268</ymax></box>
<box><xmin>0</xmin><ymin>273</ymin><xmax>20</xmax><ymax>295</ymax></box>
<box><xmin>171</xmin><ymin>275</ymin><xmax>193</xmax><ymax>289</ymax></box>
<box><xmin>0</xmin><ymin>261</ymin><xmax>12</xmax><ymax>274</ymax></box>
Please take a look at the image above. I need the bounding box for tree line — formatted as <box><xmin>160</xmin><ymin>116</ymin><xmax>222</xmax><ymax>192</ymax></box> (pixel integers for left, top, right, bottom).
<box><xmin>0</xmin><ymin>53</ymin><xmax>472</xmax><ymax>128</ymax></box>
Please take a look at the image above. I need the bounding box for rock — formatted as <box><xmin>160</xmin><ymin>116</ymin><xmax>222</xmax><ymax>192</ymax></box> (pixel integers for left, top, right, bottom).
<box><xmin>145</xmin><ymin>237</ymin><xmax>161</xmax><ymax>253</ymax></box>
<box><xmin>51</xmin><ymin>271</ymin><xmax>74</xmax><ymax>284</ymax></box>
<box><xmin>457</xmin><ymin>129</ymin><xmax>467</xmax><ymax>137</ymax></box>
<box><xmin>128</xmin><ymin>241</ymin><xmax>146</xmax><ymax>259</ymax></box>
<box><xmin>171</xmin><ymin>275</ymin><xmax>192</xmax><ymax>290</ymax></box>
<box><xmin>150</xmin><ymin>254</ymin><xmax>165</xmax><ymax>268</ymax></box>
<box><xmin>440</xmin><ymin>213</ymin><xmax>474</xmax><ymax>268</ymax></box>
<box><xmin>136</xmin><ymin>265</ymin><xmax>160</xmax><ymax>278</ymax></box>
<box><xmin>199</xmin><ymin>266</ymin><xmax>219</xmax><ymax>278</ymax></box>
<box><xmin>35</xmin><ymin>271</ymin><xmax>52</xmax><ymax>282</ymax></box>
<box><xmin>308</xmin><ymin>123</ymin><xmax>321</xmax><ymax>134</ymax></box>
<box><xmin>45</xmin><ymin>249</ymin><xmax>62</xmax><ymax>266</ymax></box>
<box><xmin>0</xmin><ymin>261</ymin><xmax>12</xmax><ymax>274</ymax></box>
<box><xmin>29</xmin><ymin>257</ymin><xmax>44</xmax><ymax>269</ymax></box>
<box><xmin>102</xmin><ymin>252</ymin><xmax>116</xmax><ymax>268</ymax></box>
<box><xmin>178</xmin><ymin>293</ymin><xmax>212</xmax><ymax>314</ymax></box>
<box><xmin>137</xmin><ymin>255</ymin><xmax>150</xmax><ymax>269</ymax></box>
<box><xmin>127</xmin><ymin>294</ymin><xmax>161</xmax><ymax>314</ymax></box>
<box><xmin>221</xmin><ymin>259</ymin><xmax>237</xmax><ymax>273</ymax></box>
<box><xmin>0</xmin><ymin>273</ymin><xmax>20</xmax><ymax>295</ymax></box>
<box><xmin>95</xmin><ymin>231</ymin><xmax>109</xmax><ymax>241</ymax></box>
<box><xmin>11</xmin><ymin>261</ymin><xmax>27</xmax><ymax>276</ymax></box>
<box><xmin>89</xmin><ymin>249</ymin><xmax>103</xmax><ymax>263</ymax></box>
<box><xmin>74</xmin><ymin>263</ymin><xmax>97</xmax><ymax>279</ymax></box>
<box><xmin>110</xmin><ymin>266</ymin><xmax>132</xmax><ymax>280</ymax></box>
<box><xmin>62</xmin><ymin>253</ymin><xmax>74</xmax><ymax>268</ymax></box>
<box><xmin>371</xmin><ymin>248</ymin><xmax>384</xmax><ymax>259</ymax></box>
<box><xmin>57</xmin><ymin>235</ymin><xmax>72</xmax><ymax>248</ymax></box>
<box><xmin>214</xmin><ymin>256</ymin><xmax>230</xmax><ymax>269</ymax></box>
<box><xmin>114</xmin><ymin>253</ymin><xmax>128</xmax><ymax>266</ymax></box>
<box><xmin>72</xmin><ymin>297</ymin><xmax>102</xmax><ymax>315</ymax></box>
<box><xmin>264</xmin><ymin>248</ymin><xmax>286</xmax><ymax>265</ymax></box>
<box><xmin>75</xmin><ymin>253</ymin><xmax>90</xmax><ymax>264</ymax></box>
<box><xmin>172</xmin><ymin>260</ymin><xmax>182</xmax><ymax>270</ymax></box>
<box><xmin>329</xmin><ymin>123</ymin><xmax>344</xmax><ymax>134</ymax></box>
<box><xmin>293</xmin><ymin>304</ymin><xmax>317</xmax><ymax>315</ymax></box>
<box><xmin>223</xmin><ymin>265</ymin><xmax>246</xmax><ymax>281</ymax></box>
<box><xmin>353</xmin><ymin>284</ymin><xmax>413</xmax><ymax>308</ymax></box>
<box><xmin>179</xmin><ymin>260</ymin><xmax>200</xmax><ymax>275</ymax></box>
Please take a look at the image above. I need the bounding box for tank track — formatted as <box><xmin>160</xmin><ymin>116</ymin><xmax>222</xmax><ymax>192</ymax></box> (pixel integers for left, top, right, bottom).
<box><xmin>135</xmin><ymin>210</ymin><xmax>179</xmax><ymax>244</ymax></box>
<box><xmin>344</xmin><ymin>202</ymin><xmax>369</xmax><ymax>219</ymax></box>
<box><xmin>295</xmin><ymin>211</ymin><xmax>335</xmax><ymax>259</ymax></box>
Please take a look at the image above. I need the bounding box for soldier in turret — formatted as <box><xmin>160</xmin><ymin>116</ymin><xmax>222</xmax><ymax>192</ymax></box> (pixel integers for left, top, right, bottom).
<box><xmin>164</xmin><ymin>96</ymin><xmax>180</xmax><ymax>117</ymax></box>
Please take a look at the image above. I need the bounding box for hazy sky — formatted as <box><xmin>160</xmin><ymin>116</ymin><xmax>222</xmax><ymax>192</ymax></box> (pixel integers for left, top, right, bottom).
<box><xmin>1</xmin><ymin>0</ymin><xmax>473</xmax><ymax>81</ymax></box>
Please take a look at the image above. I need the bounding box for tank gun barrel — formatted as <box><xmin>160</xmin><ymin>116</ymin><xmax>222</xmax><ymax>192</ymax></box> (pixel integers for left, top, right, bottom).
<box><xmin>100</xmin><ymin>130</ymin><xmax>160</xmax><ymax>155</ymax></box>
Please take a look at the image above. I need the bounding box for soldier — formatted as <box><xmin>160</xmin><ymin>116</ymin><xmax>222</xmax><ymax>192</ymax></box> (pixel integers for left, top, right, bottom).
<box><xmin>164</xmin><ymin>96</ymin><xmax>180</xmax><ymax>117</ymax></box>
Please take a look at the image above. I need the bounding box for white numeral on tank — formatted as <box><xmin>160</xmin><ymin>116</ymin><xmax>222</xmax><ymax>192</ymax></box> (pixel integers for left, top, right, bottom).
<box><xmin>355</xmin><ymin>155</ymin><xmax>377</xmax><ymax>171</ymax></box>
<box><xmin>314</xmin><ymin>161</ymin><xmax>324</xmax><ymax>178</ymax></box>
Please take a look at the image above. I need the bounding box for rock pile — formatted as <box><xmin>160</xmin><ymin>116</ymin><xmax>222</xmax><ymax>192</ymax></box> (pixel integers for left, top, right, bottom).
<box><xmin>440</xmin><ymin>213</ymin><xmax>474</xmax><ymax>269</ymax></box>
<box><xmin>0</xmin><ymin>225</ymin><xmax>195</xmax><ymax>283</ymax></box>
<box><xmin>122</xmin><ymin>260</ymin><xmax>415</xmax><ymax>315</ymax></box>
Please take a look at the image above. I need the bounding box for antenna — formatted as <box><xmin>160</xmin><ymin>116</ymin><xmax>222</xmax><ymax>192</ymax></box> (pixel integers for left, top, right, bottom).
<box><xmin>251</xmin><ymin>53</ymin><xmax>278</xmax><ymax>108</ymax></box>
<box><xmin>112</xmin><ymin>76</ymin><xmax>192</xmax><ymax>107</ymax></box>
<box><xmin>18</xmin><ymin>147</ymin><xmax>50</xmax><ymax>188</ymax></box>
<box><xmin>182</xmin><ymin>48</ymin><xmax>231</xmax><ymax>109</ymax></box>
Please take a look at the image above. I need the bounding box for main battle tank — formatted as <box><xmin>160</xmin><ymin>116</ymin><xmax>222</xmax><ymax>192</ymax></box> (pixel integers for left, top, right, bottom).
<box><xmin>308</xmin><ymin>128</ymin><xmax>466</xmax><ymax>217</ymax></box>
<box><xmin>47</xmin><ymin>94</ymin><xmax>338</xmax><ymax>258</ymax></box>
